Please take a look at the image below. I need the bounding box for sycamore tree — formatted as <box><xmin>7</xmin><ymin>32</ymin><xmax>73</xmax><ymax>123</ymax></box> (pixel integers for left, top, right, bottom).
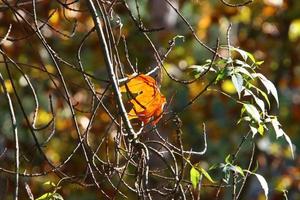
<box><xmin>0</xmin><ymin>0</ymin><xmax>295</xmax><ymax>199</ymax></box>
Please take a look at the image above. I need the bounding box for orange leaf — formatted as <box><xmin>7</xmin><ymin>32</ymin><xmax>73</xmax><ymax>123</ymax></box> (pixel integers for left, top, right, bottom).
<box><xmin>120</xmin><ymin>74</ymin><xmax>166</xmax><ymax>125</ymax></box>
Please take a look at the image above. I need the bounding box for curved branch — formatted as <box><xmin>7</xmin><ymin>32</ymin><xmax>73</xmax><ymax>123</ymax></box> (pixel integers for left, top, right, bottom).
<box><xmin>0</xmin><ymin>71</ymin><xmax>19</xmax><ymax>200</ymax></box>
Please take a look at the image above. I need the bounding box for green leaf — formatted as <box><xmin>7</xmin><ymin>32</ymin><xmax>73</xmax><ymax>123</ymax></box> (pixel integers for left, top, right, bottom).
<box><xmin>225</xmin><ymin>154</ymin><xmax>232</xmax><ymax>164</ymax></box>
<box><xmin>271</xmin><ymin>118</ymin><xmax>294</xmax><ymax>158</ymax></box>
<box><xmin>215</xmin><ymin>59</ymin><xmax>228</xmax><ymax>69</ymax></box>
<box><xmin>258</xmin><ymin>89</ymin><xmax>271</xmax><ymax>109</ymax></box>
<box><xmin>190</xmin><ymin>165</ymin><xmax>215</xmax><ymax>188</ymax></box>
<box><xmin>36</xmin><ymin>193</ymin><xmax>53</xmax><ymax>200</ymax></box>
<box><xmin>245</xmin><ymin>171</ymin><xmax>269</xmax><ymax>200</ymax></box>
<box><xmin>231</xmin><ymin>47</ymin><xmax>248</xmax><ymax>61</ymax></box>
<box><xmin>235</xmin><ymin>59</ymin><xmax>252</xmax><ymax>68</ymax></box>
<box><xmin>237</xmin><ymin>116</ymin><xmax>252</xmax><ymax>124</ymax></box>
<box><xmin>243</xmin><ymin>89</ymin><xmax>265</xmax><ymax>114</ymax></box>
<box><xmin>232</xmin><ymin>165</ymin><xmax>245</xmax><ymax>177</ymax></box>
<box><xmin>43</xmin><ymin>181</ymin><xmax>56</xmax><ymax>187</ymax></box>
<box><xmin>215</xmin><ymin>69</ymin><xmax>227</xmax><ymax>83</ymax></box>
<box><xmin>247</xmin><ymin>83</ymin><xmax>271</xmax><ymax>108</ymax></box>
<box><xmin>220</xmin><ymin>163</ymin><xmax>244</xmax><ymax>182</ymax></box>
<box><xmin>252</xmin><ymin>73</ymin><xmax>279</xmax><ymax>107</ymax></box>
<box><xmin>220</xmin><ymin>164</ymin><xmax>231</xmax><ymax>183</ymax></box>
<box><xmin>255</xmin><ymin>173</ymin><xmax>269</xmax><ymax>199</ymax></box>
<box><xmin>283</xmin><ymin>133</ymin><xmax>294</xmax><ymax>159</ymax></box>
<box><xmin>209</xmin><ymin>163</ymin><xmax>220</xmax><ymax>170</ymax></box>
<box><xmin>231</xmin><ymin>47</ymin><xmax>256</xmax><ymax>63</ymax></box>
<box><xmin>190</xmin><ymin>167</ymin><xmax>200</xmax><ymax>189</ymax></box>
<box><xmin>189</xmin><ymin>64</ymin><xmax>216</xmax><ymax>75</ymax></box>
<box><xmin>236</xmin><ymin>166</ymin><xmax>245</xmax><ymax>177</ymax></box>
<box><xmin>232</xmin><ymin>73</ymin><xmax>244</xmax><ymax>98</ymax></box>
<box><xmin>52</xmin><ymin>193</ymin><xmax>64</xmax><ymax>200</ymax></box>
<box><xmin>254</xmin><ymin>96</ymin><xmax>265</xmax><ymax>114</ymax></box>
<box><xmin>223</xmin><ymin>172</ymin><xmax>230</xmax><ymax>183</ymax></box>
<box><xmin>258</xmin><ymin>124</ymin><xmax>264</xmax><ymax>136</ymax></box>
<box><xmin>235</xmin><ymin>66</ymin><xmax>253</xmax><ymax>79</ymax></box>
<box><xmin>271</xmin><ymin>117</ymin><xmax>284</xmax><ymax>138</ymax></box>
<box><xmin>246</xmin><ymin>52</ymin><xmax>256</xmax><ymax>63</ymax></box>
<box><xmin>244</xmin><ymin>103</ymin><xmax>261</xmax><ymax>123</ymax></box>
<box><xmin>199</xmin><ymin>167</ymin><xmax>215</xmax><ymax>183</ymax></box>
<box><xmin>36</xmin><ymin>192</ymin><xmax>63</xmax><ymax>200</ymax></box>
<box><xmin>256</xmin><ymin>60</ymin><xmax>264</xmax><ymax>65</ymax></box>
<box><xmin>250</xmin><ymin>124</ymin><xmax>258</xmax><ymax>136</ymax></box>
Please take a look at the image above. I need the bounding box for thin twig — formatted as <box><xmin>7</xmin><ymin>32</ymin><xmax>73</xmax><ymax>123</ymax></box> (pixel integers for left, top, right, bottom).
<box><xmin>220</xmin><ymin>0</ymin><xmax>253</xmax><ymax>7</ymax></box>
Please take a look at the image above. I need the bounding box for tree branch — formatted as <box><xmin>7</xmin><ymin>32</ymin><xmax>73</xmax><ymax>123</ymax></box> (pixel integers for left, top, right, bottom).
<box><xmin>85</xmin><ymin>0</ymin><xmax>137</xmax><ymax>139</ymax></box>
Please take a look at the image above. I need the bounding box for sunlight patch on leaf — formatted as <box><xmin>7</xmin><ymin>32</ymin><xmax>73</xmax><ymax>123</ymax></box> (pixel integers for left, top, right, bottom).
<box><xmin>250</xmin><ymin>125</ymin><xmax>258</xmax><ymax>137</ymax></box>
<box><xmin>245</xmin><ymin>171</ymin><xmax>269</xmax><ymax>200</ymax></box>
<box><xmin>232</xmin><ymin>73</ymin><xmax>244</xmax><ymax>98</ymax></box>
<box><xmin>258</xmin><ymin>124</ymin><xmax>265</xmax><ymax>136</ymax></box>
<box><xmin>271</xmin><ymin>117</ymin><xmax>294</xmax><ymax>158</ymax></box>
<box><xmin>235</xmin><ymin>66</ymin><xmax>253</xmax><ymax>78</ymax></box>
<box><xmin>198</xmin><ymin>167</ymin><xmax>214</xmax><ymax>183</ymax></box>
<box><xmin>230</xmin><ymin>47</ymin><xmax>256</xmax><ymax>63</ymax></box>
<box><xmin>190</xmin><ymin>167</ymin><xmax>200</xmax><ymax>189</ymax></box>
<box><xmin>244</xmin><ymin>103</ymin><xmax>261</xmax><ymax>123</ymax></box>
<box><xmin>252</xmin><ymin>73</ymin><xmax>279</xmax><ymax>107</ymax></box>
<box><xmin>244</xmin><ymin>89</ymin><xmax>265</xmax><ymax>114</ymax></box>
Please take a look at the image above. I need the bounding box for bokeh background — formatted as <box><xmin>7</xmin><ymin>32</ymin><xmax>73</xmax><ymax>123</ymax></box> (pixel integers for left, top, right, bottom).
<box><xmin>0</xmin><ymin>0</ymin><xmax>299</xmax><ymax>199</ymax></box>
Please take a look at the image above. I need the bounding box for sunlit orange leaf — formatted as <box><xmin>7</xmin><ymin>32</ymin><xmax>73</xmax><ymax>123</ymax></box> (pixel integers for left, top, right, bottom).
<box><xmin>120</xmin><ymin>74</ymin><xmax>166</xmax><ymax>125</ymax></box>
